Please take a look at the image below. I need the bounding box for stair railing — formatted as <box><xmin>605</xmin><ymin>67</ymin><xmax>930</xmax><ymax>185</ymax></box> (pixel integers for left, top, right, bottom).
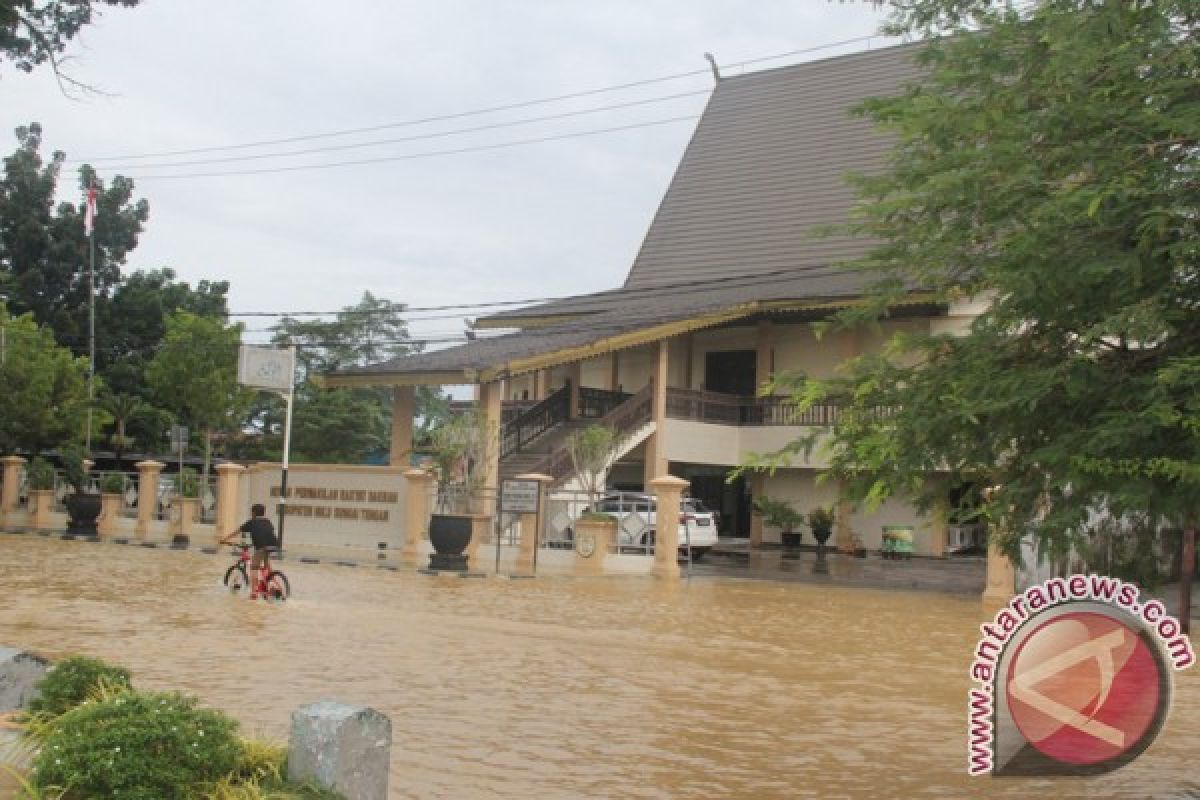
<box><xmin>500</xmin><ymin>386</ymin><xmax>570</xmax><ymax>458</ymax></box>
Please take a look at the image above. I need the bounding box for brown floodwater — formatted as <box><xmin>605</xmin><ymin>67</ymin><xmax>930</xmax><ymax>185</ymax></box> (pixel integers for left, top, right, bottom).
<box><xmin>0</xmin><ymin>536</ymin><xmax>1196</xmax><ymax>799</ymax></box>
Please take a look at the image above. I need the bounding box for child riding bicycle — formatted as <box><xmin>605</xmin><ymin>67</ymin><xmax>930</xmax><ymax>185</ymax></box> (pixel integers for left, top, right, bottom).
<box><xmin>220</xmin><ymin>503</ymin><xmax>279</xmax><ymax>599</ymax></box>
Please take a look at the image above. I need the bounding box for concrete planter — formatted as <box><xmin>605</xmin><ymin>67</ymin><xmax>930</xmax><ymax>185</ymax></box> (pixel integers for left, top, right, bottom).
<box><xmin>429</xmin><ymin>513</ymin><xmax>472</xmax><ymax>571</ymax></box>
<box><xmin>573</xmin><ymin>517</ymin><xmax>615</xmax><ymax>576</ymax></box>
<box><xmin>170</xmin><ymin>497</ymin><xmax>199</xmax><ymax>546</ymax></box>
<box><xmin>28</xmin><ymin>489</ymin><xmax>54</xmax><ymax>530</ymax></box>
<box><xmin>65</xmin><ymin>493</ymin><xmax>102</xmax><ymax>538</ymax></box>
<box><xmin>98</xmin><ymin>492</ymin><xmax>123</xmax><ymax>537</ymax></box>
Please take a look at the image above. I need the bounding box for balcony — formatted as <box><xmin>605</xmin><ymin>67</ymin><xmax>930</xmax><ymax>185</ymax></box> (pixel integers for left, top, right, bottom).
<box><xmin>665</xmin><ymin>389</ymin><xmax>841</xmax><ymax>427</ymax></box>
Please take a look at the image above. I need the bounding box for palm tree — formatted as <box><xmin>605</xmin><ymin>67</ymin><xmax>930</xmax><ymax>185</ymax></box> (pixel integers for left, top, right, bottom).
<box><xmin>97</xmin><ymin>392</ymin><xmax>148</xmax><ymax>470</ymax></box>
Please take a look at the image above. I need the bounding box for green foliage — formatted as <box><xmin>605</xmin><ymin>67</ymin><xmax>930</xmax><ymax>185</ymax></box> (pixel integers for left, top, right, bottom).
<box><xmin>752</xmin><ymin>496</ymin><xmax>805</xmax><ymax>532</ymax></box>
<box><xmin>0</xmin><ymin>2</ymin><xmax>141</xmax><ymax>78</ymax></box>
<box><xmin>28</xmin><ymin>656</ymin><xmax>131</xmax><ymax>718</ymax></box>
<box><xmin>0</xmin><ymin>307</ymin><xmax>89</xmax><ymax>454</ymax></box>
<box><xmin>31</xmin><ymin>691</ymin><xmax>240</xmax><ymax>800</ymax></box>
<box><xmin>751</xmin><ymin>0</ymin><xmax>1200</xmax><ymax>558</ymax></box>
<box><xmin>25</xmin><ymin>457</ymin><xmax>55</xmax><ymax>490</ymax></box>
<box><xmin>807</xmin><ymin>506</ymin><xmax>835</xmax><ymax>538</ymax></box>
<box><xmin>1080</xmin><ymin>516</ymin><xmax>1170</xmax><ymax>592</ymax></box>
<box><xmin>57</xmin><ymin>443</ymin><xmax>88</xmax><ymax>494</ymax></box>
<box><xmin>175</xmin><ymin>467</ymin><xmax>200</xmax><ymax>498</ymax></box>
<box><xmin>565</xmin><ymin>424</ymin><xmax>619</xmax><ymax>509</ymax></box>
<box><xmin>99</xmin><ymin>472</ymin><xmax>125</xmax><ymax>493</ymax></box>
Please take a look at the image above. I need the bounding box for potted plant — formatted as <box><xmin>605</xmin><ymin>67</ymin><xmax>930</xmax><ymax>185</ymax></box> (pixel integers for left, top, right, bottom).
<box><xmin>564</xmin><ymin>424</ymin><xmax>620</xmax><ymax>571</ymax></box>
<box><xmin>25</xmin><ymin>456</ymin><xmax>57</xmax><ymax>530</ymax></box>
<box><xmin>170</xmin><ymin>467</ymin><xmax>201</xmax><ymax>546</ymax></box>
<box><xmin>427</xmin><ymin>408</ymin><xmax>495</xmax><ymax>571</ymax></box>
<box><xmin>753</xmin><ymin>496</ymin><xmax>805</xmax><ymax>548</ymax></box>
<box><xmin>61</xmin><ymin>444</ymin><xmax>101</xmax><ymax>539</ymax></box>
<box><xmin>807</xmin><ymin>506</ymin><xmax>835</xmax><ymax>549</ymax></box>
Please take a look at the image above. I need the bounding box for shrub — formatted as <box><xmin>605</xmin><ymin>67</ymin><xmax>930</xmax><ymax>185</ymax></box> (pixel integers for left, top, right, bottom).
<box><xmin>25</xmin><ymin>458</ymin><xmax>56</xmax><ymax>491</ymax></box>
<box><xmin>175</xmin><ymin>468</ymin><xmax>200</xmax><ymax>499</ymax></box>
<box><xmin>100</xmin><ymin>473</ymin><xmax>126</xmax><ymax>494</ymax></box>
<box><xmin>31</xmin><ymin>691</ymin><xmax>240</xmax><ymax>800</ymax></box>
<box><xmin>28</xmin><ymin>656</ymin><xmax>132</xmax><ymax>718</ymax></box>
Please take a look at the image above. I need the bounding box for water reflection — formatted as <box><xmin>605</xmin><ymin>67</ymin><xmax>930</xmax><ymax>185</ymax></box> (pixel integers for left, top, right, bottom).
<box><xmin>0</xmin><ymin>537</ymin><xmax>1196</xmax><ymax>799</ymax></box>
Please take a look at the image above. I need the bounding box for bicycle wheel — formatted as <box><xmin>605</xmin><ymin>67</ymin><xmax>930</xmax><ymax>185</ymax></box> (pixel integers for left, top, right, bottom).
<box><xmin>223</xmin><ymin>564</ymin><xmax>249</xmax><ymax>592</ymax></box>
<box><xmin>264</xmin><ymin>570</ymin><xmax>290</xmax><ymax>602</ymax></box>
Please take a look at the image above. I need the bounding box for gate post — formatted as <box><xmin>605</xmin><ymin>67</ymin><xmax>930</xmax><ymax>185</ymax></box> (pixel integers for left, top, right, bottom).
<box><xmin>649</xmin><ymin>475</ymin><xmax>689</xmax><ymax>580</ymax></box>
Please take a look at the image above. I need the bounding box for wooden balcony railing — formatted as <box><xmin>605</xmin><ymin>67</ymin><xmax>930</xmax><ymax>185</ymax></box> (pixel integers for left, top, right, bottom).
<box><xmin>665</xmin><ymin>388</ymin><xmax>843</xmax><ymax>427</ymax></box>
<box><xmin>500</xmin><ymin>386</ymin><xmax>570</xmax><ymax>458</ymax></box>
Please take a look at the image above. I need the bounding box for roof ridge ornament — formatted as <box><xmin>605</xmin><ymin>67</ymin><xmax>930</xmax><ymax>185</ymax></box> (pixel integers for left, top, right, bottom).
<box><xmin>703</xmin><ymin>52</ymin><xmax>721</xmax><ymax>84</ymax></box>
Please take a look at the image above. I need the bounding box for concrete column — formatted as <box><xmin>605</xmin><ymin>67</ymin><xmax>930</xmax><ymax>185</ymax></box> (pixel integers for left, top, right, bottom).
<box><xmin>534</xmin><ymin>369</ymin><xmax>547</xmax><ymax>401</ymax></box>
<box><xmin>289</xmin><ymin>701</ymin><xmax>391</xmax><ymax>800</ymax></box>
<box><xmin>835</xmin><ymin>483</ymin><xmax>855</xmax><ymax>553</ymax></box>
<box><xmin>756</xmin><ymin>320</ymin><xmax>774</xmax><ymax>394</ymax></box>
<box><xmin>514</xmin><ymin>472</ymin><xmax>553</xmax><ymax>574</ymax></box>
<box><xmin>567</xmin><ymin>362</ymin><xmax>582</xmax><ymax>418</ymax></box>
<box><xmin>683</xmin><ymin>334</ymin><xmax>693</xmax><ymax>390</ymax></box>
<box><xmin>749</xmin><ymin>473</ymin><xmax>765</xmax><ymax>548</ymax></box>
<box><xmin>643</xmin><ymin>341</ymin><xmax>670</xmax><ymax>488</ymax></box>
<box><xmin>389</xmin><ymin>386</ymin><xmax>416</xmax><ymax>468</ymax></box>
<box><xmin>135</xmin><ymin>460</ymin><xmax>165</xmax><ymax>540</ymax></box>
<box><xmin>0</xmin><ymin>456</ymin><xmax>26</xmax><ymax>526</ymax></box>
<box><xmin>98</xmin><ymin>492</ymin><xmax>123</xmax><ymax>538</ymax></box>
<box><xmin>650</xmin><ymin>474</ymin><xmax>688</xmax><ymax>580</ymax></box>
<box><xmin>609</xmin><ymin>352</ymin><xmax>621</xmax><ymax>392</ymax></box>
<box><xmin>982</xmin><ymin>541</ymin><xmax>1017</xmax><ymax>616</ymax></box>
<box><xmin>401</xmin><ymin>468</ymin><xmax>434</xmax><ymax>567</ymax></box>
<box><xmin>479</xmin><ymin>380</ymin><xmax>504</xmax><ymax>517</ymax></box>
<box><xmin>29</xmin><ymin>490</ymin><xmax>53</xmax><ymax>530</ymax></box>
<box><xmin>215</xmin><ymin>463</ymin><xmax>245</xmax><ymax>544</ymax></box>
<box><xmin>930</xmin><ymin>495</ymin><xmax>949</xmax><ymax>557</ymax></box>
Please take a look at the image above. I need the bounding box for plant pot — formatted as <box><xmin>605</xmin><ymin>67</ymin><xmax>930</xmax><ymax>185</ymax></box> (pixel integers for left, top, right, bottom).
<box><xmin>811</xmin><ymin>528</ymin><xmax>832</xmax><ymax>547</ymax></box>
<box><xmin>429</xmin><ymin>512</ymin><xmax>473</xmax><ymax>571</ymax></box>
<box><xmin>66</xmin><ymin>492</ymin><xmax>102</xmax><ymax>538</ymax></box>
<box><xmin>781</xmin><ymin>531</ymin><xmax>803</xmax><ymax>549</ymax></box>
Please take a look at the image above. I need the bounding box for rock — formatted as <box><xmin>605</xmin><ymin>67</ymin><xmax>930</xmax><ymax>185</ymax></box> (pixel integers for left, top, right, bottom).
<box><xmin>288</xmin><ymin>700</ymin><xmax>391</xmax><ymax>800</ymax></box>
<box><xmin>0</xmin><ymin>647</ymin><xmax>50</xmax><ymax>712</ymax></box>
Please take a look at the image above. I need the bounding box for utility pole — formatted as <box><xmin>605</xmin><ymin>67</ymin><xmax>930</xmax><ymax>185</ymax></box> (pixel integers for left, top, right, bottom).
<box><xmin>84</xmin><ymin>184</ymin><xmax>98</xmax><ymax>454</ymax></box>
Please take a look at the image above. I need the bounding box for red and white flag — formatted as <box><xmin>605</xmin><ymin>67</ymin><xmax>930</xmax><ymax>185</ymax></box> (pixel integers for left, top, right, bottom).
<box><xmin>83</xmin><ymin>185</ymin><xmax>98</xmax><ymax>237</ymax></box>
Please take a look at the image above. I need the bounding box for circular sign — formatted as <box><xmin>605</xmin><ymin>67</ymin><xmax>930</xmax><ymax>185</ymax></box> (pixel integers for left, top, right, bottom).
<box><xmin>575</xmin><ymin>531</ymin><xmax>597</xmax><ymax>558</ymax></box>
<box><xmin>1005</xmin><ymin>610</ymin><xmax>1170</xmax><ymax>768</ymax></box>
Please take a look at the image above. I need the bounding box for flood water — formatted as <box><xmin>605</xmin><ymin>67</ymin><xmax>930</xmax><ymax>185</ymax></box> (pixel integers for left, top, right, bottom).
<box><xmin>1</xmin><ymin>536</ymin><xmax>1196</xmax><ymax>799</ymax></box>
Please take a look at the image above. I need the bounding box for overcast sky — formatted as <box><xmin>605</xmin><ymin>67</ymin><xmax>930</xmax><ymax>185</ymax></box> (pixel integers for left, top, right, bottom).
<box><xmin>1</xmin><ymin>1</ymin><xmax>892</xmax><ymax>347</ymax></box>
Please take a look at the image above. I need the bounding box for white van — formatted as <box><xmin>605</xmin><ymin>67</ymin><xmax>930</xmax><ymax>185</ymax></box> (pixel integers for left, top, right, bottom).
<box><xmin>576</xmin><ymin>491</ymin><xmax>719</xmax><ymax>558</ymax></box>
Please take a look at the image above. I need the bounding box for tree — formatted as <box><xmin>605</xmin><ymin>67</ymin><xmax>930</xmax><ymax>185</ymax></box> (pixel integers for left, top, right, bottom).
<box><xmin>1</xmin><ymin>1</ymin><xmax>141</xmax><ymax>92</ymax></box>
<box><xmin>565</xmin><ymin>424</ymin><xmax>619</xmax><ymax>511</ymax></box>
<box><xmin>753</xmin><ymin>1</ymin><xmax>1199</xmax><ymax>562</ymax></box>
<box><xmin>95</xmin><ymin>390</ymin><xmax>146</xmax><ymax>468</ymax></box>
<box><xmin>145</xmin><ymin>311</ymin><xmax>250</xmax><ymax>480</ymax></box>
<box><xmin>236</xmin><ymin>292</ymin><xmax>449</xmax><ymax>464</ymax></box>
<box><xmin>0</xmin><ymin>123</ymin><xmax>149</xmax><ymax>348</ymax></box>
<box><xmin>0</xmin><ymin>303</ymin><xmax>89</xmax><ymax>454</ymax></box>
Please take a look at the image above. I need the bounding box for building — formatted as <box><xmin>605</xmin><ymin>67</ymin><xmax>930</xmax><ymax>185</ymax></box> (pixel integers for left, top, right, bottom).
<box><xmin>325</xmin><ymin>42</ymin><xmax>985</xmax><ymax>556</ymax></box>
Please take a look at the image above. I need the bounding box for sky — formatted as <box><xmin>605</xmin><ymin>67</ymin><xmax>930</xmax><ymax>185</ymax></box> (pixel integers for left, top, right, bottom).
<box><xmin>0</xmin><ymin>1</ymin><xmax>893</xmax><ymax>349</ymax></box>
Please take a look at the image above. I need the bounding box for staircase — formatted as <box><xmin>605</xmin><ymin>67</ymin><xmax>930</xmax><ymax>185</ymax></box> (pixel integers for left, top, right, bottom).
<box><xmin>497</xmin><ymin>384</ymin><xmax>655</xmax><ymax>488</ymax></box>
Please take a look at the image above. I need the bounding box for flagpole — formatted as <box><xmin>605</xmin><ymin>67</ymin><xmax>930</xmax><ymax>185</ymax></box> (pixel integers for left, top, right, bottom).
<box><xmin>86</xmin><ymin>191</ymin><xmax>96</xmax><ymax>454</ymax></box>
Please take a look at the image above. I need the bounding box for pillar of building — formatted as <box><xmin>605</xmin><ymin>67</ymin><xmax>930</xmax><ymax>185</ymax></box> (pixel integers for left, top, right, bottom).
<box><xmin>835</xmin><ymin>483</ymin><xmax>855</xmax><ymax>553</ymax></box>
<box><xmin>0</xmin><ymin>456</ymin><xmax>25</xmax><ymax>526</ymax></box>
<box><xmin>929</xmin><ymin>494</ymin><xmax>949</xmax><ymax>557</ymax></box>
<box><xmin>135</xmin><ymin>460</ymin><xmax>165</xmax><ymax>539</ymax></box>
<box><xmin>514</xmin><ymin>473</ymin><xmax>553</xmax><ymax>574</ymax></box>
<box><xmin>534</xmin><ymin>369</ymin><xmax>547</xmax><ymax>401</ymax></box>
<box><xmin>749</xmin><ymin>473</ymin><xmax>765</xmax><ymax>548</ymax></box>
<box><xmin>649</xmin><ymin>474</ymin><xmax>688</xmax><ymax>579</ymax></box>
<box><xmin>401</xmin><ymin>468</ymin><xmax>434</xmax><ymax>567</ymax></box>
<box><xmin>756</xmin><ymin>320</ymin><xmax>774</xmax><ymax>393</ymax></box>
<box><xmin>683</xmin><ymin>334</ymin><xmax>694</xmax><ymax>390</ymax></box>
<box><xmin>214</xmin><ymin>463</ymin><xmax>245</xmax><ymax>544</ymax></box>
<box><xmin>643</xmin><ymin>340</ymin><xmax>670</xmax><ymax>488</ymax></box>
<box><xmin>479</xmin><ymin>380</ymin><xmax>504</xmax><ymax>509</ymax></box>
<box><xmin>609</xmin><ymin>352</ymin><xmax>620</xmax><ymax>392</ymax></box>
<box><xmin>982</xmin><ymin>541</ymin><xmax>1017</xmax><ymax>616</ymax></box>
<box><xmin>567</xmin><ymin>362</ymin><xmax>582</xmax><ymax>418</ymax></box>
<box><xmin>389</xmin><ymin>386</ymin><xmax>416</xmax><ymax>468</ymax></box>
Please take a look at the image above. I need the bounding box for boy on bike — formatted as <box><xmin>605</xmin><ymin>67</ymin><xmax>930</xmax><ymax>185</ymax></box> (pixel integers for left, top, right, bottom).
<box><xmin>220</xmin><ymin>503</ymin><xmax>279</xmax><ymax>598</ymax></box>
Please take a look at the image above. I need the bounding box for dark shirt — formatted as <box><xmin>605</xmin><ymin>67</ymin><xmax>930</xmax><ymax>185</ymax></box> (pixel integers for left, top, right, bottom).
<box><xmin>239</xmin><ymin>516</ymin><xmax>278</xmax><ymax>550</ymax></box>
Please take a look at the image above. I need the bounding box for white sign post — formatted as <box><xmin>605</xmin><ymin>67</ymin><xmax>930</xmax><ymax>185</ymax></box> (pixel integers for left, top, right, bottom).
<box><xmin>238</xmin><ymin>345</ymin><xmax>297</xmax><ymax>547</ymax></box>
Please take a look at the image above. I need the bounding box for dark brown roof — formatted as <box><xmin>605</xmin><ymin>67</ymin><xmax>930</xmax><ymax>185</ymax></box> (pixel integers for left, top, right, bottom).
<box><xmin>327</xmin><ymin>42</ymin><xmax>925</xmax><ymax>386</ymax></box>
<box><xmin>475</xmin><ymin>42</ymin><xmax>923</xmax><ymax>328</ymax></box>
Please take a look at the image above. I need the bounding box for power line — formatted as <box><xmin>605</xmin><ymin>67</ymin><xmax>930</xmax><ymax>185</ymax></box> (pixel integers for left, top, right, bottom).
<box><xmin>71</xmin><ymin>35</ymin><xmax>884</xmax><ymax>164</ymax></box>
<box><xmin>85</xmin><ymin>90</ymin><xmax>712</xmax><ymax>173</ymax></box>
<box><xmin>130</xmin><ymin>116</ymin><xmax>699</xmax><ymax>180</ymax></box>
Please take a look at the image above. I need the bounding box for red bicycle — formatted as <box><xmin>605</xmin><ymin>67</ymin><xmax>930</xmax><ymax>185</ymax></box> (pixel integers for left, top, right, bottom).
<box><xmin>223</xmin><ymin>543</ymin><xmax>290</xmax><ymax>601</ymax></box>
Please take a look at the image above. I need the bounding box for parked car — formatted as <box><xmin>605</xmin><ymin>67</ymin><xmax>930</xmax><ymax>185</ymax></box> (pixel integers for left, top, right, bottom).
<box><xmin>570</xmin><ymin>491</ymin><xmax>719</xmax><ymax>558</ymax></box>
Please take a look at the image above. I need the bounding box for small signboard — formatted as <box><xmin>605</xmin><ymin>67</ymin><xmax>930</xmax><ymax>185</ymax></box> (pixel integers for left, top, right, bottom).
<box><xmin>501</xmin><ymin>479</ymin><xmax>540</xmax><ymax>514</ymax></box>
<box><xmin>238</xmin><ymin>345</ymin><xmax>295</xmax><ymax>392</ymax></box>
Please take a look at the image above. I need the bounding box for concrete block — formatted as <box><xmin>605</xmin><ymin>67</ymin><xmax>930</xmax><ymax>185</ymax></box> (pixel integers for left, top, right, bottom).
<box><xmin>288</xmin><ymin>700</ymin><xmax>391</xmax><ymax>800</ymax></box>
<box><xmin>0</xmin><ymin>647</ymin><xmax>50</xmax><ymax>712</ymax></box>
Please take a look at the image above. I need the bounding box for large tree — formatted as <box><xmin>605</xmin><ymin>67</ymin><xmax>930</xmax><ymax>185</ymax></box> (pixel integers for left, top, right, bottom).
<box><xmin>756</xmin><ymin>0</ymin><xmax>1198</xmax><ymax>562</ymax></box>
<box><xmin>1</xmin><ymin>1</ymin><xmax>140</xmax><ymax>91</ymax></box>
<box><xmin>0</xmin><ymin>303</ymin><xmax>89</xmax><ymax>454</ymax></box>
<box><xmin>0</xmin><ymin>123</ymin><xmax>149</xmax><ymax>349</ymax></box>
